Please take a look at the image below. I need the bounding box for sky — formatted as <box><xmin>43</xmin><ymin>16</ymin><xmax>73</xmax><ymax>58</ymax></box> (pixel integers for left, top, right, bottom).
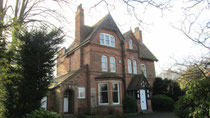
<box><xmin>44</xmin><ymin>0</ymin><xmax>209</xmax><ymax>75</ymax></box>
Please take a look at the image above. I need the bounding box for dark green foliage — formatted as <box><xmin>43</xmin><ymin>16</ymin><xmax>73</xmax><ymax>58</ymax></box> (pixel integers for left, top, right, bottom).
<box><xmin>151</xmin><ymin>95</ymin><xmax>175</xmax><ymax>112</ymax></box>
<box><xmin>123</xmin><ymin>96</ymin><xmax>137</xmax><ymax>113</ymax></box>
<box><xmin>25</xmin><ymin>108</ymin><xmax>61</xmax><ymax>118</ymax></box>
<box><xmin>0</xmin><ymin>27</ymin><xmax>64</xmax><ymax>118</ymax></box>
<box><xmin>174</xmin><ymin>78</ymin><xmax>210</xmax><ymax>118</ymax></box>
<box><xmin>152</xmin><ymin>77</ymin><xmax>183</xmax><ymax>101</ymax></box>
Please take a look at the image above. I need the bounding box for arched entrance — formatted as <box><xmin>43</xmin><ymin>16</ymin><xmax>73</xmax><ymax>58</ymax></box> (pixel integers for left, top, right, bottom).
<box><xmin>63</xmin><ymin>89</ymin><xmax>74</xmax><ymax>114</ymax></box>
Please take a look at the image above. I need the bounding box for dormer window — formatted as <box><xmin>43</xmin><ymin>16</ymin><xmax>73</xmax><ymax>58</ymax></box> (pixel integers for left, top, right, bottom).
<box><xmin>100</xmin><ymin>33</ymin><xmax>115</xmax><ymax>47</ymax></box>
<box><xmin>129</xmin><ymin>40</ymin><xmax>133</xmax><ymax>49</ymax></box>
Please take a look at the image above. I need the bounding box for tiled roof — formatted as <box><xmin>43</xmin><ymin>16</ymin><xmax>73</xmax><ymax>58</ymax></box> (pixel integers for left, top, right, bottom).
<box><xmin>127</xmin><ymin>74</ymin><xmax>151</xmax><ymax>91</ymax></box>
<box><xmin>123</xmin><ymin>31</ymin><xmax>158</xmax><ymax>61</ymax></box>
<box><xmin>95</xmin><ymin>73</ymin><xmax>122</xmax><ymax>79</ymax></box>
<box><xmin>49</xmin><ymin>65</ymin><xmax>87</xmax><ymax>89</ymax></box>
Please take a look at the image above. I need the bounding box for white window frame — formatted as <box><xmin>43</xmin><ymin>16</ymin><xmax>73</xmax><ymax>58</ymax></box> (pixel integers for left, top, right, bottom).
<box><xmin>98</xmin><ymin>83</ymin><xmax>109</xmax><ymax>105</ymax></box>
<box><xmin>110</xmin><ymin>57</ymin><xmax>116</xmax><ymax>72</ymax></box>
<box><xmin>78</xmin><ymin>87</ymin><xmax>85</xmax><ymax>99</ymax></box>
<box><xmin>129</xmin><ymin>40</ymin><xmax>133</xmax><ymax>49</ymax></box>
<box><xmin>133</xmin><ymin>60</ymin><xmax>137</xmax><ymax>74</ymax></box>
<box><xmin>141</xmin><ymin>64</ymin><xmax>147</xmax><ymax>77</ymax></box>
<box><xmin>128</xmin><ymin>59</ymin><xmax>132</xmax><ymax>74</ymax></box>
<box><xmin>41</xmin><ymin>96</ymin><xmax>47</xmax><ymax>110</ymax></box>
<box><xmin>102</xmin><ymin>55</ymin><xmax>108</xmax><ymax>72</ymax></box>
<box><xmin>100</xmin><ymin>33</ymin><xmax>115</xmax><ymax>47</ymax></box>
<box><xmin>112</xmin><ymin>83</ymin><xmax>120</xmax><ymax>105</ymax></box>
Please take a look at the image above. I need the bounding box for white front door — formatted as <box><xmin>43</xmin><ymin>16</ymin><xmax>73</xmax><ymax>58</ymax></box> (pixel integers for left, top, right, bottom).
<box><xmin>140</xmin><ymin>89</ymin><xmax>147</xmax><ymax>110</ymax></box>
<box><xmin>64</xmin><ymin>98</ymin><xmax>68</xmax><ymax>112</ymax></box>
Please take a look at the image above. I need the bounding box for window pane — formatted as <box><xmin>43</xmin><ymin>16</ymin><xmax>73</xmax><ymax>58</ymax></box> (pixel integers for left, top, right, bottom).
<box><xmin>110</xmin><ymin>36</ymin><xmax>115</xmax><ymax>47</ymax></box>
<box><xmin>78</xmin><ymin>87</ymin><xmax>85</xmax><ymax>98</ymax></box>
<box><xmin>102</xmin><ymin>56</ymin><xmax>107</xmax><ymax>71</ymax></box>
<box><xmin>128</xmin><ymin>59</ymin><xmax>132</xmax><ymax>73</ymax></box>
<box><xmin>112</xmin><ymin>83</ymin><xmax>119</xmax><ymax>104</ymax></box>
<box><xmin>100</xmin><ymin>92</ymin><xmax>108</xmax><ymax>103</ymax></box>
<box><xmin>129</xmin><ymin>40</ymin><xmax>133</xmax><ymax>49</ymax></box>
<box><xmin>110</xmin><ymin>57</ymin><xmax>116</xmax><ymax>72</ymax></box>
<box><xmin>100</xmin><ymin>84</ymin><xmax>107</xmax><ymax>91</ymax></box>
<box><xmin>105</xmin><ymin>35</ymin><xmax>109</xmax><ymax>45</ymax></box>
<box><xmin>100</xmin><ymin>34</ymin><xmax>104</xmax><ymax>44</ymax></box>
<box><xmin>133</xmin><ymin>60</ymin><xmax>137</xmax><ymax>74</ymax></box>
<box><xmin>99</xmin><ymin>84</ymin><xmax>108</xmax><ymax>104</ymax></box>
<box><xmin>140</xmin><ymin>64</ymin><xmax>147</xmax><ymax>77</ymax></box>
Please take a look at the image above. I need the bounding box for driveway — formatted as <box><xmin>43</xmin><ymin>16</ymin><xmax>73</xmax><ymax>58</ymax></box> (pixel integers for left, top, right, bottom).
<box><xmin>125</xmin><ymin>112</ymin><xmax>178</xmax><ymax>118</ymax></box>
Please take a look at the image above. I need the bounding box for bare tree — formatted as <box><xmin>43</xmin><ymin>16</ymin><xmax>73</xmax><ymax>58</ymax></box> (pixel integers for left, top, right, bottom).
<box><xmin>174</xmin><ymin>0</ymin><xmax>210</xmax><ymax>49</ymax></box>
<box><xmin>0</xmin><ymin>0</ymin><xmax>73</xmax><ymax>46</ymax></box>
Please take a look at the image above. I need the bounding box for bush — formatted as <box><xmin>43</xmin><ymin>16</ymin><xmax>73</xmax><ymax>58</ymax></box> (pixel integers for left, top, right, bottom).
<box><xmin>25</xmin><ymin>108</ymin><xmax>61</xmax><ymax>118</ymax></box>
<box><xmin>151</xmin><ymin>95</ymin><xmax>175</xmax><ymax>111</ymax></box>
<box><xmin>174</xmin><ymin>96</ymin><xmax>192</xmax><ymax>118</ymax></box>
<box><xmin>123</xmin><ymin>96</ymin><xmax>137</xmax><ymax>113</ymax></box>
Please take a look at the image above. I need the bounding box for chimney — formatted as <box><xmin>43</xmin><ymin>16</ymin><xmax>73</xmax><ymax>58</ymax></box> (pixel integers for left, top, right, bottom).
<box><xmin>134</xmin><ymin>27</ymin><xmax>143</xmax><ymax>44</ymax></box>
<box><xmin>75</xmin><ymin>4</ymin><xmax>84</xmax><ymax>45</ymax></box>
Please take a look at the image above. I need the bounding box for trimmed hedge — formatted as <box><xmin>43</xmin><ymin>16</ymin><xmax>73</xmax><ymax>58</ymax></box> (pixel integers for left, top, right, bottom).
<box><xmin>151</xmin><ymin>94</ymin><xmax>175</xmax><ymax>111</ymax></box>
<box><xmin>25</xmin><ymin>108</ymin><xmax>61</xmax><ymax>118</ymax></box>
<box><xmin>123</xmin><ymin>96</ymin><xmax>137</xmax><ymax>113</ymax></box>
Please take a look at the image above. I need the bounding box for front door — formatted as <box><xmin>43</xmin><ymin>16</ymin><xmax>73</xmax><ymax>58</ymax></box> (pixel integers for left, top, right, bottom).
<box><xmin>140</xmin><ymin>89</ymin><xmax>147</xmax><ymax>110</ymax></box>
<box><xmin>64</xmin><ymin>91</ymin><xmax>69</xmax><ymax>113</ymax></box>
<box><xmin>63</xmin><ymin>90</ymin><xmax>74</xmax><ymax>114</ymax></box>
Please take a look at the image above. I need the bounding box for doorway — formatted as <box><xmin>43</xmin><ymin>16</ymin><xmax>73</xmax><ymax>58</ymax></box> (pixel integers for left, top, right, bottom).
<box><xmin>140</xmin><ymin>89</ymin><xmax>147</xmax><ymax>110</ymax></box>
<box><xmin>63</xmin><ymin>89</ymin><xmax>74</xmax><ymax>114</ymax></box>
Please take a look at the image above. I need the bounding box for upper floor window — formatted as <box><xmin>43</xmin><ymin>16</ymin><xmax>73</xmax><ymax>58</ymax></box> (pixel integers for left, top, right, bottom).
<box><xmin>128</xmin><ymin>59</ymin><xmax>132</xmax><ymax>74</ymax></box>
<box><xmin>140</xmin><ymin>64</ymin><xmax>147</xmax><ymax>77</ymax></box>
<box><xmin>129</xmin><ymin>40</ymin><xmax>133</xmax><ymax>49</ymax></box>
<box><xmin>110</xmin><ymin>57</ymin><xmax>116</xmax><ymax>72</ymax></box>
<box><xmin>100</xmin><ymin>33</ymin><xmax>115</xmax><ymax>47</ymax></box>
<box><xmin>133</xmin><ymin>60</ymin><xmax>137</xmax><ymax>74</ymax></box>
<box><xmin>102</xmin><ymin>55</ymin><xmax>108</xmax><ymax>72</ymax></box>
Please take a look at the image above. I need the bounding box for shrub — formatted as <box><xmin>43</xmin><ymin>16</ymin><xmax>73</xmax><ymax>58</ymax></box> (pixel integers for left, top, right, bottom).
<box><xmin>123</xmin><ymin>96</ymin><xmax>137</xmax><ymax>113</ymax></box>
<box><xmin>25</xmin><ymin>108</ymin><xmax>61</xmax><ymax>118</ymax></box>
<box><xmin>151</xmin><ymin>94</ymin><xmax>175</xmax><ymax>111</ymax></box>
<box><xmin>174</xmin><ymin>96</ymin><xmax>192</xmax><ymax>118</ymax></box>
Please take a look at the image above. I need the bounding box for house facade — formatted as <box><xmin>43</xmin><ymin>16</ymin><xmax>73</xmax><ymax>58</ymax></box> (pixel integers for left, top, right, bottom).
<box><xmin>47</xmin><ymin>4</ymin><xmax>158</xmax><ymax>115</ymax></box>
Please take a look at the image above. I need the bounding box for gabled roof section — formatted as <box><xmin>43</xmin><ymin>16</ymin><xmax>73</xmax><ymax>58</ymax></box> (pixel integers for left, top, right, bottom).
<box><xmin>65</xmin><ymin>14</ymin><xmax>125</xmax><ymax>56</ymax></box>
<box><xmin>49</xmin><ymin>65</ymin><xmax>87</xmax><ymax>89</ymax></box>
<box><xmin>127</xmin><ymin>74</ymin><xmax>151</xmax><ymax>91</ymax></box>
<box><xmin>123</xmin><ymin>30</ymin><xmax>158</xmax><ymax>61</ymax></box>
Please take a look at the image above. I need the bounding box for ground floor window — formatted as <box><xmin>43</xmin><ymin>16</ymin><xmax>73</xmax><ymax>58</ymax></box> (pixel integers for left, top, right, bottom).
<box><xmin>78</xmin><ymin>87</ymin><xmax>85</xmax><ymax>99</ymax></box>
<box><xmin>98</xmin><ymin>83</ymin><xmax>109</xmax><ymax>105</ymax></box>
<box><xmin>98</xmin><ymin>82</ymin><xmax>120</xmax><ymax>105</ymax></box>
<box><xmin>112</xmin><ymin>83</ymin><xmax>120</xmax><ymax>104</ymax></box>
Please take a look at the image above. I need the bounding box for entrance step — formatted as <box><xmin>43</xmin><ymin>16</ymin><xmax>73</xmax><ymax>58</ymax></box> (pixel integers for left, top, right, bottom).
<box><xmin>63</xmin><ymin>114</ymin><xmax>77</xmax><ymax>118</ymax></box>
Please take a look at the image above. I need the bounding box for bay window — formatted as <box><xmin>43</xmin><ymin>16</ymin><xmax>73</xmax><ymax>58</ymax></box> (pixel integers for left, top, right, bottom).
<box><xmin>98</xmin><ymin>83</ymin><xmax>108</xmax><ymax>105</ymax></box>
<box><xmin>112</xmin><ymin>83</ymin><xmax>120</xmax><ymax>104</ymax></box>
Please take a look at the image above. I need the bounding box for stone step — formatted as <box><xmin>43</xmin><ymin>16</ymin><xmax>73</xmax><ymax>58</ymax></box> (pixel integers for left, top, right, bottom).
<box><xmin>63</xmin><ymin>114</ymin><xmax>77</xmax><ymax>118</ymax></box>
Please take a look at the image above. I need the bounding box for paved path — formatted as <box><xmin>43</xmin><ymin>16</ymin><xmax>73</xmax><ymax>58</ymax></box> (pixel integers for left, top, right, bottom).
<box><xmin>125</xmin><ymin>112</ymin><xmax>178</xmax><ymax>118</ymax></box>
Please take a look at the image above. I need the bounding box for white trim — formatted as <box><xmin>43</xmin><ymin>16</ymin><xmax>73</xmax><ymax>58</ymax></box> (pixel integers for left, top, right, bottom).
<box><xmin>133</xmin><ymin>60</ymin><xmax>137</xmax><ymax>74</ymax></box>
<box><xmin>102</xmin><ymin>55</ymin><xmax>108</xmax><ymax>72</ymax></box>
<box><xmin>100</xmin><ymin>33</ymin><xmax>115</xmax><ymax>47</ymax></box>
<box><xmin>112</xmin><ymin>83</ymin><xmax>120</xmax><ymax>105</ymax></box>
<box><xmin>78</xmin><ymin>87</ymin><xmax>85</xmax><ymax>99</ymax></box>
<box><xmin>110</xmin><ymin>57</ymin><xmax>116</xmax><ymax>72</ymax></box>
<box><xmin>98</xmin><ymin>83</ymin><xmax>109</xmax><ymax>105</ymax></box>
<box><xmin>128</xmin><ymin>59</ymin><xmax>132</xmax><ymax>73</ymax></box>
<box><xmin>129</xmin><ymin>39</ymin><xmax>133</xmax><ymax>49</ymax></box>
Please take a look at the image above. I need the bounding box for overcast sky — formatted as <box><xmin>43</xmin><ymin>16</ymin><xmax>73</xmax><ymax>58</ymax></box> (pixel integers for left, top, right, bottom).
<box><xmin>46</xmin><ymin>0</ymin><xmax>209</xmax><ymax>75</ymax></box>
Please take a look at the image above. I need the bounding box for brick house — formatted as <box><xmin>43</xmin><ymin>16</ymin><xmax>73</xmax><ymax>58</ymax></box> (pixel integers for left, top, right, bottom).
<box><xmin>47</xmin><ymin>4</ymin><xmax>158</xmax><ymax>116</ymax></box>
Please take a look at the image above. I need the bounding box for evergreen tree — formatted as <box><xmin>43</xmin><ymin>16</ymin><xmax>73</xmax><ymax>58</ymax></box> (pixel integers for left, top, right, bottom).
<box><xmin>0</xmin><ymin>27</ymin><xmax>64</xmax><ymax>118</ymax></box>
